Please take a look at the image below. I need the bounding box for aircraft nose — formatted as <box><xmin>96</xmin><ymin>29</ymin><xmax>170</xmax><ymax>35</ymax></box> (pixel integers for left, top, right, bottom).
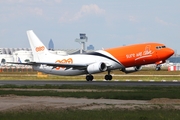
<box><xmin>157</xmin><ymin>47</ymin><xmax>174</xmax><ymax>60</ymax></box>
<box><xmin>166</xmin><ymin>48</ymin><xmax>174</xmax><ymax>57</ymax></box>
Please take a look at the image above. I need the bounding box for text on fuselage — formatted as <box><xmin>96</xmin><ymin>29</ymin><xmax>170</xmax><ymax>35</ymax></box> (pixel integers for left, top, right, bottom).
<box><xmin>126</xmin><ymin>45</ymin><xmax>154</xmax><ymax>59</ymax></box>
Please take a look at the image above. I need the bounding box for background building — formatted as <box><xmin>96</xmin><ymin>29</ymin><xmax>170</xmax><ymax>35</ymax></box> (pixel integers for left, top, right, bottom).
<box><xmin>48</xmin><ymin>39</ymin><xmax>54</xmax><ymax>50</ymax></box>
<box><xmin>87</xmin><ymin>45</ymin><xmax>94</xmax><ymax>50</ymax></box>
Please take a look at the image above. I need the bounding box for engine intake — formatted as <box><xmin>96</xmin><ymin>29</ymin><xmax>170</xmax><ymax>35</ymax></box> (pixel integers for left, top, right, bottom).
<box><xmin>87</xmin><ymin>62</ymin><xmax>107</xmax><ymax>74</ymax></box>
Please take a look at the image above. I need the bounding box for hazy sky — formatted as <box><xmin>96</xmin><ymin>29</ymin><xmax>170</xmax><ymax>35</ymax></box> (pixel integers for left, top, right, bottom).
<box><xmin>1</xmin><ymin>0</ymin><xmax>180</xmax><ymax>53</ymax></box>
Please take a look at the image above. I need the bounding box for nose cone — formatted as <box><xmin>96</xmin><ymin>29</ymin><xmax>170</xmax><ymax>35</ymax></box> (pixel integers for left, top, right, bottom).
<box><xmin>167</xmin><ymin>48</ymin><xmax>174</xmax><ymax>57</ymax></box>
<box><xmin>158</xmin><ymin>48</ymin><xmax>174</xmax><ymax>60</ymax></box>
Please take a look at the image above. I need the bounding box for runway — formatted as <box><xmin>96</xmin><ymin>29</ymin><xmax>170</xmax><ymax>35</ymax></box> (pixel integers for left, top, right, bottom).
<box><xmin>0</xmin><ymin>80</ymin><xmax>180</xmax><ymax>86</ymax></box>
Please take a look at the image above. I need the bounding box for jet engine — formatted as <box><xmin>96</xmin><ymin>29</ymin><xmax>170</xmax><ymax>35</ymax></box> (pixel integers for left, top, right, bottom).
<box><xmin>87</xmin><ymin>62</ymin><xmax>107</xmax><ymax>74</ymax></box>
<box><xmin>122</xmin><ymin>66</ymin><xmax>142</xmax><ymax>73</ymax></box>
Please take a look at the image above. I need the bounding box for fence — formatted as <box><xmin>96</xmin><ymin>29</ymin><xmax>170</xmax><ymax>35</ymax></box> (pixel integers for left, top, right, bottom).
<box><xmin>168</xmin><ymin>65</ymin><xmax>180</xmax><ymax>71</ymax></box>
<box><xmin>0</xmin><ymin>66</ymin><xmax>34</xmax><ymax>72</ymax></box>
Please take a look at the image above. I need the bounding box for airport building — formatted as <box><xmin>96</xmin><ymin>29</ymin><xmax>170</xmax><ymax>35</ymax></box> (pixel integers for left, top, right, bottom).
<box><xmin>0</xmin><ymin>48</ymin><xmax>32</xmax><ymax>65</ymax></box>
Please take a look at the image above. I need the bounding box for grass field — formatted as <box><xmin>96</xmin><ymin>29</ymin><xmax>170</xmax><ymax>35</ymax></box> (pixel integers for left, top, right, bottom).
<box><xmin>0</xmin><ymin>68</ymin><xmax>180</xmax><ymax>119</ymax></box>
<box><xmin>0</xmin><ymin>85</ymin><xmax>180</xmax><ymax>100</ymax></box>
<box><xmin>1</xmin><ymin>109</ymin><xmax>180</xmax><ymax>120</ymax></box>
<box><xmin>0</xmin><ymin>67</ymin><xmax>180</xmax><ymax>81</ymax></box>
<box><xmin>1</xmin><ymin>85</ymin><xmax>180</xmax><ymax>119</ymax></box>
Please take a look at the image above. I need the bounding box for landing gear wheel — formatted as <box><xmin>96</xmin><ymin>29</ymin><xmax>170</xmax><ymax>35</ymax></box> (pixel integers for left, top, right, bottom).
<box><xmin>105</xmin><ymin>75</ymin><xmax>112</xmax><ymax>81</ymax></box>
<box><xmin>155</xmin><ymin>64</ymin><xmax>162</xmax><ymax>71</ymax></box>
<box><xmin>86</xmin><ymin>75</ymin><xmax>94</xmax><ymax>81</ymax></box>
<box><xmin>155</xmin><ymin>67</ymin><xmax>161</xmax><ymax>71</ymax></box>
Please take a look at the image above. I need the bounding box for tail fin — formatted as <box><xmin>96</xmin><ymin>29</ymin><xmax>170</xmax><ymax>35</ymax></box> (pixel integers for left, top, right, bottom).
<box><xmin>27</xmin><ymin>30</ymin><xmax>49</xmax><ymax>62</ymax></box>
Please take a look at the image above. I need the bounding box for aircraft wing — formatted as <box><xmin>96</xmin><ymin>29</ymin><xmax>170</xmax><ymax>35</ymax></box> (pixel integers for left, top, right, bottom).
<box><xmin>36</xmin><ymin>62</ymin><xmax>88</xmax><ymax>69</ymax></box>
<box><xmin>7</xmin><ymin>62</ymin><xmax>36</xmax><ymax>65</ymax></box>
<box><xmin>7</xmin><ymin>62</ymin><xmax>88</xmax><ymax>70</ymax></box>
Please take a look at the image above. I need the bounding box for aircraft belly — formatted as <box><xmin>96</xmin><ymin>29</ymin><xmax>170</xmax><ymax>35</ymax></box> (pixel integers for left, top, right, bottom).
<box><xmin>50</xmin><ymin>69</ymin><xmax>87</xmax><ymax>76</ymax></box>
<box><xmin>111</xmin><ymin>62</ymin><xmax>124</xmax><ymax>69</ymax></box>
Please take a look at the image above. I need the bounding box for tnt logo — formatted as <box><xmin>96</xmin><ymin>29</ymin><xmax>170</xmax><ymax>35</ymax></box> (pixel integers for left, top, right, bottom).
<box><xmin>36</xmin><ymin>46</ymin><xmax>45</xmax><ymax>52</ymax></box>
<box><xmin>55</xmin><ymin>58</ymin><xmax>73</xmax><ymax>70</ymax></box>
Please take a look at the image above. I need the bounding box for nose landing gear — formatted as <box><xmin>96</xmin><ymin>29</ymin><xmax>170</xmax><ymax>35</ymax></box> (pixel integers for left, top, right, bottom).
<box><xmin>155</xmin><ymin>64</ymin><xmax>162</xmax><ymax>71</ymax></box>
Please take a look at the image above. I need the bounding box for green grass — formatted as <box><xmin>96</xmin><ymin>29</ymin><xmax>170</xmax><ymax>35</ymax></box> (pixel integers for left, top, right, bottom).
<box><xmin>0</xmin><ymin>67</ymin><xmax>180</xmax><ymax>81</ymax></box>
<box><xmin>1</xmin><ymin>68</ymin><xmax>180</xmax><ymax>119</ymax></box>
<box><xmin>0</xmin><ymin>84</ymin><xmax>180</xmax><ymax>119</ymax></box>
<box><xmin>0</xmin><ymin>85</ymin><xmax>180</xmax><ymax>100</ymax></box>
<box><xmin>0</xmin><ymin>109</ymin><xmax>180</xmax><ymax>120</ymax></box>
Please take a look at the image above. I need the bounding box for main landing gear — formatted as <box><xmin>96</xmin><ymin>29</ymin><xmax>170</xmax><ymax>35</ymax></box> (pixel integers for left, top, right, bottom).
<box><xmin>104</xmin><ymin>70</ymin><xmax>112</xmax><ymax>81</ymax></box>
<box><xmin>86</xmin><ymin>75</ymin><xmax>94</xmax><ymax>81</ymax></box>
<box><xmin>86</xmin><ymin>70</ymin><xmax>113</xmax><ymax>81</ymax></box>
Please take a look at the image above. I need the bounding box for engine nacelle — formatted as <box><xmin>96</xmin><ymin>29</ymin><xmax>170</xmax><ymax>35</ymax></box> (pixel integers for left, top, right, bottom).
<box><xmin>122</xmin><ymin>66</ymin><xmax>142</xmax><ymax>73</ymax></box>
<box><xmin>87</xmin><ymin>62</ymin><xmax>107</xmax><ymax>74</ymax></box>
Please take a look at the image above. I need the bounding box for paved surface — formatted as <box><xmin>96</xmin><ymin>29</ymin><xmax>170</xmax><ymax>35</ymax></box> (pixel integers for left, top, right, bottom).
<box><xmin>0</xmin><ymin>80</ymin><xmax>180</xmax><ymax>86</ymax></box>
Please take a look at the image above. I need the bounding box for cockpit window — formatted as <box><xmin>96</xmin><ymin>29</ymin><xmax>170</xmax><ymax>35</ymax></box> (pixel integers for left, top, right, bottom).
<box><xmin>156</xmin><ymin>45</ymin><xmax>166</xmax><ymax>49</ymax></box>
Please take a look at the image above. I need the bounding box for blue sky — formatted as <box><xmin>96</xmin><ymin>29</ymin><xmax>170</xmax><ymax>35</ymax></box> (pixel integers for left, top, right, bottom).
<box><xmin>1</xmin><ymin>0</ymin><xmax>180</xmax><ymax>53</ymax></box>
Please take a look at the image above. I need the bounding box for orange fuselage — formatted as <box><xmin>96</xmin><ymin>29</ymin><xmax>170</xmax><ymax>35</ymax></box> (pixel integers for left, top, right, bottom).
<box><xmin>105</xmin><ymin>43</ymin><xmax>174</xmax><ymax>67</ymax></box>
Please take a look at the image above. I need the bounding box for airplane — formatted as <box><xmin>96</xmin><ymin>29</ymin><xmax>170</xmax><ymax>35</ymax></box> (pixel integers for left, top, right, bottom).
<box><xmin>8</xmin><ymin>30</ymin><xmax>174</xmax><ymax>81</ymax></box>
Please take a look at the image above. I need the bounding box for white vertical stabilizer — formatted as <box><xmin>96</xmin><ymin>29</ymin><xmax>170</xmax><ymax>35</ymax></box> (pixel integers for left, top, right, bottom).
<box><xmin>27</xmin><ymin>30</ymin><xmax>49</xmax><ymax>62</ymax></box>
